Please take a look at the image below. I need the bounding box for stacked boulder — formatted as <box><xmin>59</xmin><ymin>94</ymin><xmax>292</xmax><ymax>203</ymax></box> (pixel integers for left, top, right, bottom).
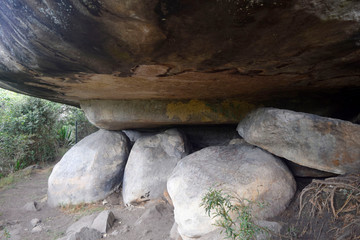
<box><xmin>122</xmin><ymin>129</ymin><xmax>189</xmax><ymax>205</ymax></box>
<box><xmin>47</xmin><ymin>107</ymin><xmax>360</xmax><ymax>240</ymax></box>
<box><xmin>237</xmin><ymin>108</ymin><xmax>360</xmax><ymax>174</ymax></box>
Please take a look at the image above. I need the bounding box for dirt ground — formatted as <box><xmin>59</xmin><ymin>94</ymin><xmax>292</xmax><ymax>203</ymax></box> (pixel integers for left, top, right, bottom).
<box><xmin>0</xmin><ymin>167</ymin><xmax>174</xmax><ymax>240</ymax></box>
<box><xmin>0</xmin><ymin>167</ymin><xmax>359</xmax><ymax>240</ymax></box>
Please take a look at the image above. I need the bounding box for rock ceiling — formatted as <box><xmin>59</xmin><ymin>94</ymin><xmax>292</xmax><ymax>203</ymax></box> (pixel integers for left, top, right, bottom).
<box><xmin>0</xmin><ymin>0</ymin><xmax>359</xmax><ymax>126</ymax></box>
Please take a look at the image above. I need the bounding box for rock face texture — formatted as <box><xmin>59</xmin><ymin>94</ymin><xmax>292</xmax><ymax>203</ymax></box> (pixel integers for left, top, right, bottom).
<box><xmin>0</xmin><ymin>1</ymin><xmax>359</xmax><ymax>128</ymax></box>
<box><xmin>167</xmin><ymin>144</ymin><xmax>295</xmax><ymax>239</ymax></box>
<box><xmin>122</xmin><ymin>129</ymin><xmax>188</xmax><ymax>205</ymax></box>
<box><xmin>48</xmin><ymin>130</ymin><xmax>130</xmax><ymax>207</ymax></box>
<box><xmin>237</xmin><ymin>108</ymin><xmax>360</xmax><ymax>174</ymax></box>
<box><xmin>81</xmin><ymin>99</ymin><xmax>256</xmax><ymax>130</ymax></box>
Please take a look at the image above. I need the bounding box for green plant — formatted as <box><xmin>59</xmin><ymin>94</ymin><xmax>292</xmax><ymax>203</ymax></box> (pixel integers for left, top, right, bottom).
<box><xmin>57</xmin><ymin>125</ymin><xmax>74</xmax><ymax>147</ymax></box>
<box><xmin>0</xmin><ymin>88</ymin><xmax>97</xmax><ymax>178</ymax></box>
<box><xmin>3</xmin><ymin>227</ymin><xmax>11</xmax><ymax>239</ymax></box>
<box><xmin>201</xmin><ymin>188</ymin><xmax>265</xmax><ymax>240</ymax></box>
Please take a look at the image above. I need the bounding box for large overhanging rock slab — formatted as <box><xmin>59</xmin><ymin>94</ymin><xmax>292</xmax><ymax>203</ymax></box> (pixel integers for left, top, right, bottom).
<box><xmin>0</xmin><ymin>1</ymin><xmax>359</xmax><ymax>111</ymax></box>
<box><xmin>81</xmin><ymin>99</ymin><xmax>256</xmax><ymax>130</ymax></box>
<box><xmin>237</xmin><ymin>108</ymin><xmax>360</xmax><ymax>174</ymax></box>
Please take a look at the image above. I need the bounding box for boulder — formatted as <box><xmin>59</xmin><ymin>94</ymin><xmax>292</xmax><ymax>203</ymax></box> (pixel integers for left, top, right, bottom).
<box><xmin>22</xmin><ymin>201</ymin><xmax>39</xmax><ymax>212</ymax></box>
<box><xmin>48</xmin><ymin>130</ymin><xmax>130</xmax><ymax>207</ymax></box>
<box><xmin>66</xmin><ymin>227</ymin><xmax>102</xmax><ymax>240</ymax></box>
<box><xmin>31</xmin><ymin>226</ymin><xmax>43</xmax><ymax>233</ymax></box>
<box><xmin>167</xmin><ymin>144</ymin><xmax>295</xmax><ymax>239</ymax></box>
<box><xmin>237</xmin><ymin>108</ymin><xmax>360</xmax><ymax>174</ymax></box>
<box><xmin>61</xmin><ymin>211</ymin><xmax>115</xmax><ymax>240</ymax></box>
<box><xmin>122</xmin><ymin>129</ymin><xmax>188</xmax><ymax>205</ymax></box>
<box><xmin>30</xmin><ymin>218</ymin><xmax>41</xmax><ymax>227</ymax></box>
<box><xmin>91</xmin><ymin>210</ymin><xmax>115</xmax><ymax>234</ymax></box>
<box><xmin>66</xmin><ymin>214</ymin><xmax>98</xmax><ymax>235</ymax></box>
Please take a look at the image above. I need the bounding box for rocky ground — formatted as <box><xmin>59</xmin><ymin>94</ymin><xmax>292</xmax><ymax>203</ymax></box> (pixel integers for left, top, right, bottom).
<box><xmin>0</xmin><ymin>167</ymin><xmax>175</xmax><ymax>240</ymax></box>
<box><xmin>1</xmin><ymin>166</ymin><xmax>359</xmax><ymax>240</ymax></box>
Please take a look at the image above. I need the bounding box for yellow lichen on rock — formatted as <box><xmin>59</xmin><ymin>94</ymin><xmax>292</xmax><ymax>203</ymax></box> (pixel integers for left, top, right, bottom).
<box><xmin>166</xmin><ymin>99</ymin><xmax>256</xmax><ymax>123</ymax></box>
<box><xmin>166</xmin><ymin>100</ymin><xmax>213</xmax><ymax>122</ymax></box>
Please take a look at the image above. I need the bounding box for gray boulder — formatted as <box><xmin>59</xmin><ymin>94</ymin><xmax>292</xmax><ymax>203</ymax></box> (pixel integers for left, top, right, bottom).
<box><xmin>48</xmin><ymin>130</ymin><xmax>130</xmax><ymax>207</ymax></box>
<box><xmin>66</xmin><ymin>214</ymin><xmax>98</xmax><ymax>235</ymax></box>
<box><xmin>167</xmin><ymin>144</ymin><xmax>295</xmax><ymax>239</ymax></box>
<box><xmin>237</xmin><ymin>108</ymin><xmax>360</xmax><ymax>174</ymax></box>
<box><xmin>91</xmin><ymin>210</ymin><xmax>115</xmax><ymax>234</ymax></box>
<box><xmin>122</xmin><ymin>129</ymin><xmax>188</xmax><ymax>205</ymax></box>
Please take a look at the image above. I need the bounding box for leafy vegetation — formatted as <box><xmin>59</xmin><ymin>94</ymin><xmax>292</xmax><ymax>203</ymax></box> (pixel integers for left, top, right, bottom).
<box><xmin>201</xmin><ymin>188</ymin><xmax>267</xmax><ymax>240</ymax></box>
<box><xmin>0</xmin><ymin>88</ymin><xmax>97</xmax><ymax>177</ymax></box>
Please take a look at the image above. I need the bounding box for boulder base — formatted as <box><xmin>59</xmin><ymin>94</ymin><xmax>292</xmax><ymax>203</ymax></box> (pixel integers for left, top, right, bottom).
<box><xmin>122</xmin><ymin>129</ymin><xmax>188</xmax><ymax>205</ymax></box>
<box><xmin>48</xmin><ymin>130</ymin><xmax>130</xmax><ymax>207</ymax></box>
<box><xmin>167</xmin><ymin>144</ymin><xmax>295</xmax><ymax>239</ymax></box>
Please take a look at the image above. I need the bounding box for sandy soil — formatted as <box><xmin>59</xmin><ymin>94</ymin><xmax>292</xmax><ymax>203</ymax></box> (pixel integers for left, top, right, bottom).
<box><xmin>0</xmin><ymin>167</ymin><xmax>174</xmax><ymax>240</ymax></box>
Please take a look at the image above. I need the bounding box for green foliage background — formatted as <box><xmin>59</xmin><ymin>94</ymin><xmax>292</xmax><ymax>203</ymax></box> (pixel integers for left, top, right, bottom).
<box><xmin>0</xmin><ymin>89</ymin><xmax>97</xmax><ymax>177</ymax></box>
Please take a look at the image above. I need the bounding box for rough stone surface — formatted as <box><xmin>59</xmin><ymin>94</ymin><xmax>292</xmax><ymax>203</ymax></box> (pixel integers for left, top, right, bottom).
<box><xmin>123</xmin><ymin>129</ymin><xmax>188</xmax><ymax>205</ymax></box>
<box><xmin>90</xmin><ymin>210</ymin><xmax>115</xmax><ymax>234</ymax></box>
<box><xmin>167</xmin><ymin>144</ymin><xmax>296</xmax><ymax>239</ymax></box>
<box><xmin>22</xmin><ymin>202</ymin><xmax>39</xmax><ymax>212</ymax></box>
<box><xmin>66</xmin><ymin>214</ymin><xmax>98</xmax><ymax>235</ymax></box>
<box><xmin>0</xmin><ymin>2</ymin><xmax>359</xmax><ymax>129</ymax></box>
<box><xmin>81</xmin><ymin>99</ymin><xmax>256</xmax><ymax>130</ymax></box>
<box><xmin>48</xmin><ymin>129</ymin><xmax>130</xmax><ymax>207</ymax></box>
<box><xmin>30</xmin><ymin>218</ymin><xmax>41</xmax><ymax>227</ymax></box>
<box><xmin>237</xmin><ymin>108</ymin><xmax>360</xmax><ymax>174</ymax></box>
<box><xmin>134</xmin><ymin>202</ymin><xmax>174</xmax><ymax>227</ymax></box>
<box><xmin>69</xmin><ymin>227</ymin><xmax>102</xmax><ymax>240</ymax></box>
<box><xmin>31</xmin><ymin>225</ymin><xmax>42</xmax><ymax>233</ymax></box>
<box><xmin>254</xmin><ymin>220</ymin><xmax>282</xmax><ymax>240</ymax></box>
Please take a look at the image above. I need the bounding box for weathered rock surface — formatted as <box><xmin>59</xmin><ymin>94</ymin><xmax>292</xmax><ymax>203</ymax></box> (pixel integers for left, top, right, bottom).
<box><xmin>61</xmin><ymin>210</ymin><xmax>115</xmax><ymax>240</ymax></box>
<box><xmin>1</xmin><ymin>1</ymin><xmax>359</xmax><ymax>128</ymax></box>
<box><xmin>22</xmin><ymin>201</ymin><xmax>39</xmax><ymax>212</ymax></box>
<box><xmin>81</xmin><ymin>99</ymin><xmax>256</xmax><ymax>130</ymax></box>
<box><xmin>66</xmin><ymin>214</ymin><xmax>98</xmax><ymax>236</ymax></box>
<box><xmin>167</xmin><ymin>144</ymin><xmax>295</xmax><ymax>239</ymax></box>
<box><xmin>237</xmin><ymin>108</ymin><xmax>360</xmax><ymax>174</ymax></box>
<box><xmin>31</xmin><ymin>225</ymin><xmax>43</xmax><ymax>233</ymax></box>
<box><xmin>62</xmin><ymin>227</ymin><xmax>102</xmax><ymax>240</ymax></box>
<box><xmin>30</xmin><ymin>218</ymin><xmax>41</xmax><ymax>227</ymax></box>
<box><xmin>48</xmin><ymin>130</ymin><xmax>130</xmax><ymax>207</ymax></box>
<box><xmin>122</xmin><ymin>129</ymin><xmax>188</xmax><ymax>205</ymax></box>
<box><xmin>90</xmin><ymin>210</ymin><xmax>115</xmax><ymax>234</ymax></box>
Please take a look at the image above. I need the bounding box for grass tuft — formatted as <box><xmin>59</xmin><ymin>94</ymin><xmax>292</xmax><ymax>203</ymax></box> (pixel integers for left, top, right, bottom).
<box><xmin>59</xmin><ymin>202</ymin><xmax>105</xmax><ymax>219</ymax></box>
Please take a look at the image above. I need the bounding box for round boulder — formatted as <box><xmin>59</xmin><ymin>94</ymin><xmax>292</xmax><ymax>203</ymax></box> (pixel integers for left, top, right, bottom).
<box><xmin>122</xmin><ymin>129</ymin><xmax>188</xmax><ymax>205</ymax></box>
<box><xmin>167</xmin><ymin>144</ymin><xmax>295</xmax><ymax>239</ymax></box>
<box><xmin>48</xmin><ymin>130</ymin><xmax>130</xmax><ymax>207</ymax></box>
